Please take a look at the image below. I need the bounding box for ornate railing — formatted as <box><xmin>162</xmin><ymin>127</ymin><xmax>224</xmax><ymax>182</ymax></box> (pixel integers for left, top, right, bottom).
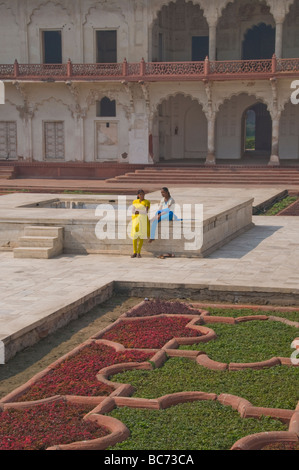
<box><xmin>209</xmin><ymin>59</ymin><xmax>272</xmax><ymax>74</ymax></box>
<box><xmin>1</xmin><ymin>56</ymin><xmax>299</xmax><ymax>81</ymax></box>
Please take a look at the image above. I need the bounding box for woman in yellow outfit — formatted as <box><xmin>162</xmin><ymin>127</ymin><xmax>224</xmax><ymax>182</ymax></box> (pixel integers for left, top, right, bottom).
<box><xmin>131</xmin><ymin>189</ymin><xmax>150</xmax><ymax>258</ymax></box>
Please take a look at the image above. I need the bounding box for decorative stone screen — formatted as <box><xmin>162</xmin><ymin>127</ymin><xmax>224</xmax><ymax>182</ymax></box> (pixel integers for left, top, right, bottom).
<box><xmin>44</xmin><ymin>121</ymin><xmax>65</xmax><ymax>160</ymax></box>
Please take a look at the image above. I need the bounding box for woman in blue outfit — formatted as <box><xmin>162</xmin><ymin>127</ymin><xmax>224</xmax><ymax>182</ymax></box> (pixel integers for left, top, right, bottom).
<box><xmin>148</xmin><ymin>187</ymin><xmax>176</xmax><ymax>243</ymax></box>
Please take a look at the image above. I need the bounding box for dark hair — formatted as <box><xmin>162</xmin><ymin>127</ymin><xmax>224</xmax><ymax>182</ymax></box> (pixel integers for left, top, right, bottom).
<box><xmin>161</xmin><ymin>187</ymin><xmax>170</xmax><ymax>197</ymax></box>
<box><xmin>137</xmin><ymin>189</ymin><xmax>145</xmax><ymax>197</ymax></box>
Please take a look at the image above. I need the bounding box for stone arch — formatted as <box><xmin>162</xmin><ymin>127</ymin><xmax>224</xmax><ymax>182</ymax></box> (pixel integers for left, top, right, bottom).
<box><xmin>242</xmin><ymin>22</ymin><xmax>275</xmax><ymax>59</ymax></box>
<box><xmin>82</xmin><ymin>2</ymin><xmax>129</xmax><ymax>63</ymax></box>
<box><xmin>27</xmin><ymin>1</ymin><xmax>74</xmax><ymax>63</ymax></box>
<box><xmin>82</xmin><ymin>1</ymin><xmax>127</xmax><ymax>26</ymax></box>
<box><xmin>217</xmin><ymin>0</ymin><xmax>275</xmax><ymax>60</ymax></box>
<box><xmin>283</xmin><ymin>0</ymin><xmax>299</xmax><ymax>58</ymax></box>
<box><xmin>150</xmin><ymin>0</ymin><xmax>208</xmax><ymax>62</ymax></box>
<box><xmin>151</xmin><ymin>91</ymin><xmax>207</xmax><ymax>162</ymax></box>
<box><xmin>33</xmin><ymin>96</ymin><xmax>74</xmax><ymax>119</ymax></box>
<box><xmin>85</xmin><ymin>89</ymin><xmax>120</xmax><ymax>113</ymax></box>
<box><xmin>150</xmin><ymin>0</ymin><xmax>205</xmax><ymax>26</ymax></box>
<box><xmin>152</xmin><ymin>90</ymin><xmax>205</xmax><ymax>116</ymax></box>
<box><xmin>215</xmin><ymin>91</ymin><xmax>272</xmax><ymax>160</ymax></box>
<box><xmin>216</xmin><ymin>89</ymin><xmax>271</xmax><ymax>114</ymax></box>
<box><xmin>241</xmin><ymin>102</ymin><xmax>272</xmax><ymax>156</ymax></box>
<box><xmin>0</xmin><ymin>2</ymin><xmax>18</xmax><ymax>23</ymax></box>
<box><xmin>27</xmin><ymin>1</ymin><xmax>72</xmax><ymax>25</ymax></box>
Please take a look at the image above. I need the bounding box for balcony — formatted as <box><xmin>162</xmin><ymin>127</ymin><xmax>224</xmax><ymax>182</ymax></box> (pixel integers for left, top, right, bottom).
<box><xmin>1</xmin><ymin>56</ymin><xmax>299</xmax><ymax>82</ymax></box>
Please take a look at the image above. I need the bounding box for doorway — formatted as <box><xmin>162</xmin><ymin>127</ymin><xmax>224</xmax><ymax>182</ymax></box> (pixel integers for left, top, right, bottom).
<box><xmin>243</xmin><ymin>103</ymin><xmax>272</xmax><ymax>156</ymax></box>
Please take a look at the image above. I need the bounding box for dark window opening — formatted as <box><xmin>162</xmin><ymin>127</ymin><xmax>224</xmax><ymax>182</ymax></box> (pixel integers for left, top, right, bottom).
<box><xmin>96</xmin><ymin>97</ymin><xmax>116</xmax><ymax>117</ymax></box>
<box><xmin>96</xmin><ymin>30</ymin><xmax>117</xmax><ymax>63</ymax></box>
<box><xmin>242</xmin><ymin>23</ymin><xmax>275</xmax><ymax>60</ymax></box>
<box><xmin>192</xmin><ymin>36</ymin><xmax>209</xmax><ymax>61</ymax></box>
<box><xmin>43</xmin><ymin>30</ymin><xmax>62</xmax><ymax>64</ymax></box>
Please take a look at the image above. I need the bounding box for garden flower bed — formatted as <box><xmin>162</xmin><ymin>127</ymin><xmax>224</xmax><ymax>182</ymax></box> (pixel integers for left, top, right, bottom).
<box><xmin>99</xmin><ymin>316</ymin><xmax>202</xmax><ymax>349</ymax></box>
<box><xmin>0</xmin><ymin>399</ymin><xmax>110</xmax><ymax>450</ymax></box>
<box><xmin>13</xmin><ymin>343</ymin><xmax>152</xmax><ymax>402</ymax></box>
<box><xmin>0</xmin><ymin>299</ymin><xmax>298</xmax><ymax>451</ymax></box>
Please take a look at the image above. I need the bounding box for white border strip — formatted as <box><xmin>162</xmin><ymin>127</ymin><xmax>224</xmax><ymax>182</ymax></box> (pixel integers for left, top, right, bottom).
<box><xmin>0</xmin><ymin>81</ymin><xmax>4</xmax><ymax>104</ymax></box>
<box><xmin>0</xmin><ymin>340</ymin><xmax>5</xmax><ymax>364</ymax></box>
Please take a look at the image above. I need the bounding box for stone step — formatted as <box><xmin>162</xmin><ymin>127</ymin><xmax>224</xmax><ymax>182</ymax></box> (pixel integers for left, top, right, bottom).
<box><xmin>14</xmin><ymin>226</ymin><xmax>64</xmax><ymax>259</ymax></box>
<box><xmin>137</xmin><ymin>168</ymin><xmax>299</xmax><ymax>173</ymax></box>
<box><xmin>18</xmin><ymin>235</ymin><xmax>59</xmax><ymax>248</ymax></box>
<box><xmin>0</xmin><ymin>166</ymin><xmax>16</xmax><ymax>179</ymax></box>
<box><xmin>106</xmin><ymin>176</ymin><xmax>299</xmax><ymax>184</ymax></box>
<box><xmin>13</xmin><ymin>246</ymin><xmax>59</xmax><ymax>259</ymax></box>
<box><xmin>112</xmin><ymin>173</ymin><xmax>299</xmax><ymax>179</ymax></box>
<box><xmin>24</xmin><ymin>226</ymin><xmax>63</xmax><ymax>238</ymax></box>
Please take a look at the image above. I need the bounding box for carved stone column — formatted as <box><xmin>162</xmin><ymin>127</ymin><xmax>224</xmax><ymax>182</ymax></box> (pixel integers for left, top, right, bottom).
<box><xmin>203</xmin><ymin>1</ymin><xmax>220</xmax><ymax>62</ymax></box>
<box><xmin>208</xmin><ymin>19</ymin><xmax>218</xmax><ymax>62</ymax></box>
<box><xmin>268</xmin><ymin>0</ymin><xmax>293</xmax><ymax>58</ymax></box>
<box><xmin>269</xmin><ymin>110</ymin><xmax>281</xmax><ymax>166</ymax></box>
<box><xmin>66</xmin><ymin>82</ymin><xmax>85</xmax><ymax>161</ymax></box>
<box><xmin>275</xmin><ymin>20</ymin><xmax>284</xmax><ymax>59</ymax></box>
<box><xmin>17</xmin><ymin>107</ymin><xmax>34</xmax><ymax>162</ymax></box>
<box><xmin>269</xmin><ymin>78</ymin><xmax>281</xmax><ymax>166</ymax></box>
<box><xmin>206</xmin><ymin>113</ymin><xmax>216</xmax><ymax>165</ymax></box>
<box><xmin>203</xmin><ymin>80</ymin><xmax>216</xmax><ymax>165</ymax></box>
<box><xmin>14</xmin><ymin>82</ymin><xmax>34</xmax><ymax>161</ymax></box>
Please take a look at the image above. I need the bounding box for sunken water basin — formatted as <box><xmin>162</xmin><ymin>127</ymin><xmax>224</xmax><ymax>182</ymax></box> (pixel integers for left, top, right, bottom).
<box><xmin>0</xmin><ymin>193</ymin><xmax>254</xmax><ymax>257</ymax></box>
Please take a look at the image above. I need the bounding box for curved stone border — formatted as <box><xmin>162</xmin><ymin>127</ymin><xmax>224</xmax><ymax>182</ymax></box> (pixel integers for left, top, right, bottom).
<box><xmin>231</xmin><ymin>431</ymin><xmax>299</xmax><ymax>450</ymax></box>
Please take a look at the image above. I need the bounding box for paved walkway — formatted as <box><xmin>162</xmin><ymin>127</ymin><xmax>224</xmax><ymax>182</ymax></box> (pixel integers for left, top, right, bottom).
<box><xmin>0</xmin><ymin>185</ymin><xmax>299</xmax><ymax>362</ymax></box>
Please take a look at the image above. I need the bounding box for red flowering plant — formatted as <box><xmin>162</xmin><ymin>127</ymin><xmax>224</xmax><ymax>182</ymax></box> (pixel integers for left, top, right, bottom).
<box><xmin>101</xmin><ymin>316</ymin><xmax>201</xmax><ymax>349</ymax></box>
<box><xmin>16</xmin><ymin>343</ymin><xmax>151</xmax><ymax>402</ymax></box>
<box><xmin>126</xmin><ymin>299</ymin><xmax>202</xmax><ymax>317</ymax></box>
<box><xmin>0</xmin><ymin>400</ymin><xmax>110</xmax><ymax>450</ymax></box>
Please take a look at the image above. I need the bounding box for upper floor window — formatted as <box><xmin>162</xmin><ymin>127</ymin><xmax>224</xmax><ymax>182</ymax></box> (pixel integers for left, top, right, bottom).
<box><xmin>42</xmin><ymin>30</ymin><xmax>62</xmax><ymax>64</ymax></box>
<box><xmin>96</xmin><ymin>30</ymin><xmax>117</xmax><ymax>63</ymax></box>
<box><xmin>96</xmin><ymin>97</ymin><xmax>116</xmax><ymax>117</ymax></box>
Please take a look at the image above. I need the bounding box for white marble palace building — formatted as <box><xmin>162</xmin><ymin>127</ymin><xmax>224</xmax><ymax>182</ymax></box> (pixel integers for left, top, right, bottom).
<box><xmin>1</xmin><ymin>0</ymin><xmax>299</xmax><ymax>170</ymax></box>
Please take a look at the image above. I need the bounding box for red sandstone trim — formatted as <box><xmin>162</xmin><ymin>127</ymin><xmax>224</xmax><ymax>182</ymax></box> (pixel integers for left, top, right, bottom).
<box><xmin>217</xmin><ymin>394</ymin><xmax>252</xmax><ymax>413</ymax></box>
<box><xmin>201</xmin><ymin>315</ymin><xmax>236</xmax><ymax>324</ymax></box>
<box><xmin>236</xmin><ymin>315</ymin><xmax>269</xmax><ymax>322</ymax></box>
<box><xmin>191</xmin><ymin>301</ymin><xmax>299</xmax><ymax>313</ymax></box>
<box><xmin>158</xmin><ymin>391</ymin><xmax>217</xmax><ymax>409</ymax></box>
<box><xmin>243</xmin><ymin>405</ymin><xmax>294</xmax><ymax>423</ymax></box>
<box><xmin>48</xmin><ymin>413</ymin><xmax>130</xmax><ymax>451</ymax></box>
<box><xmin>289</xmin><ymin>411</ymin><xmax>299</xmax><ymax>435</ymax></box>
<box><xmin>231</xmin><ymin>431</ymin><xmax>299</xmax><ymax>451</ymax></box>
<box><xmin>122</xmin><ymin>300</ymin><xmax>149</xmax><ymax>317</ymax></box>
<box><xmin>196</xmin><ymin>354</ymin><xmax>228</xmax><ymax>371</ymax></box>
<box><xmin>229</xmin><ymin>357</ymin><xmax>281</xmax><ymax>371</ymax></box>
<box><xmin>165</xmin><ymin>349</ymin><xmax>201</xmax><ymax>359</ymax></box>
